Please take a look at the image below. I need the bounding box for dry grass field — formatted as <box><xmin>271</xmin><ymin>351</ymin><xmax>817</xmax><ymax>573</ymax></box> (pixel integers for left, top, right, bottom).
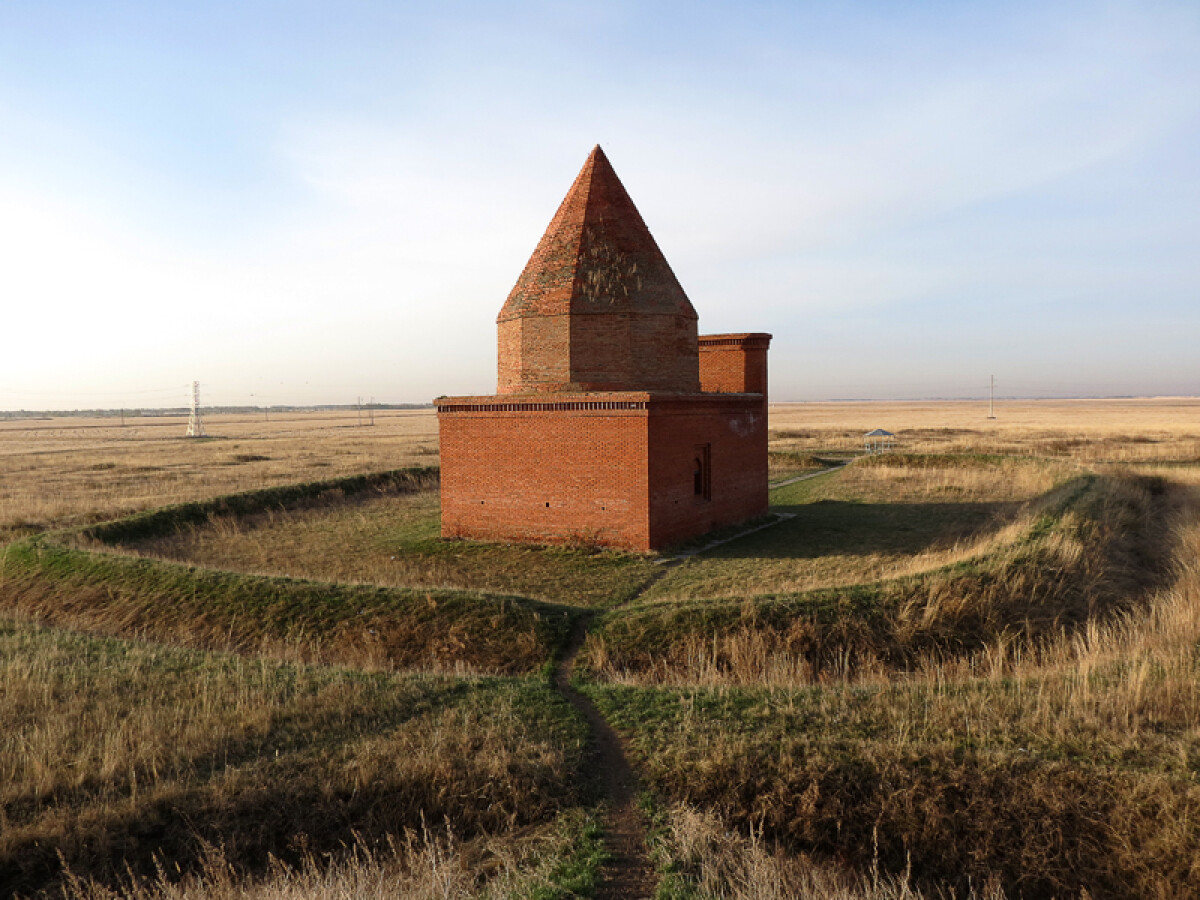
<box><xmin>769</xmin><ymin>397</ymin><xmax>1200</xmax><ymax>462</ymax></box>
<box><xmin>0</xmin><ymin>620</ymin><xmax>596</xmax><ymax>899</ymax></box>
<box><xmin>0</xmin><ymin>410</ymin><xmax>438</xmax><ymax>542</ymax></box>
<box><xmin>3</xmin><ymin>398</ymin><xmax>1200</xmax><ymax>899</ymax></box>
<box><xmin>3</xmin><ymin>399</ymin><xmax>1195</xmax><ymax>544</ymax></box>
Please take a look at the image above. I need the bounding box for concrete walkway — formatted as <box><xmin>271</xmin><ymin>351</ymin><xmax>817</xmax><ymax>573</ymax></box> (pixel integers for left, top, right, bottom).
<box><xmin>768</xmin><ymin>460</ymin><xmax>850</xmax><ymax>490</ymax></box>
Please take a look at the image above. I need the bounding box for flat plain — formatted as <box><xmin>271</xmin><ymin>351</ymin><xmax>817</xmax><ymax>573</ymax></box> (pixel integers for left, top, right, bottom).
<box><xmin>0</xmin><ymin>409</ymin><xmax>439</xmax><ymax>542</ymax></box>
<box><xmin>2</xmin><ymin>398</ymin><xmax>1198</xmax><ymax>899</ymax></box>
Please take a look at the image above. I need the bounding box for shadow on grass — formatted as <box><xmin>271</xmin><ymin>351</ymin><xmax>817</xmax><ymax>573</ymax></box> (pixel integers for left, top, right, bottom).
<box><xmin>701</xmin><ymin>498</ymin><xmax>1025</xmax><ymax>561</ymax></box>
<box><xmin>0</xmin><ymin>676</ymin><xmax>470</xmax><ymax>832</ymax></box>
<box><xmin>1</xmin><ymin>676</ymin><xmax>586</xmax><ymax>898</ymax></box>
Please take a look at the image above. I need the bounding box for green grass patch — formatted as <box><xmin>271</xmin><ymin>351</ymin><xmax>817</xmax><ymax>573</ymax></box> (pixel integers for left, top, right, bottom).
<box><xmin>111</xmin><ymin>486</ymin><xmax>658</xmax><ymax>609</ymax></box>
<box><xmin>520</xmin><ymin>808</ymin><xmax>607</xmax><ymax>899</ymax></box>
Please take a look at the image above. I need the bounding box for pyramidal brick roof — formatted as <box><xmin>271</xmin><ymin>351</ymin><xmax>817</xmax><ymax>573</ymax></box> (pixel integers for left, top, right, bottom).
<box><xmin>498</xmin><ymin>145</ymin><xmax>698</xmax><ymax>322</ymax></box>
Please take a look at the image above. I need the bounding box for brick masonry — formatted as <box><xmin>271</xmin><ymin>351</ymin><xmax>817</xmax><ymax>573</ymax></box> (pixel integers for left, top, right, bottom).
<box><xmin>496</xmin><ymin>145</ymin><xmax>700</xmax><ymax>394</ymax></box>
<box><xmin>437</xmin><ymin>147</ymin><xmax>772</xmax><ymax>551</ymax></box>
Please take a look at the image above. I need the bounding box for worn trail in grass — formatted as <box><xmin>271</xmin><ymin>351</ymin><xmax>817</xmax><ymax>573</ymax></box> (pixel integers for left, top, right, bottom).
<box><xmin>554</xmin><ymin>614</ymin><xmax>657</xmax><ymax>900</ymax></box>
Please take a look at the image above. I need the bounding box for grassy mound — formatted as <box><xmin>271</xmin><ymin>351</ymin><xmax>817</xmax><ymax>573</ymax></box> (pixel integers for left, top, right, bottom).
<box><xmin>0</xmin><ymin>538</ymin><xmax>574</xmax><ymax>674</ymax></box>
<box><xmin>646</xmin><ymin>454</ymin><xmax>1079</xmax><ymax>602</ymax></box>
<box><xmin>0</xmin><ymin>467</ymin><xmax>586</xmax><ymax>674</ymax></box>
<box><xmin>585</xmin><ymin>472</ymin><xmax>1176</xmax><ymax>683</ymax></box>
<box><xmin>78</xmin><ymin>467</ymin><xmax>440</xmax><ymax>545</ymax></box>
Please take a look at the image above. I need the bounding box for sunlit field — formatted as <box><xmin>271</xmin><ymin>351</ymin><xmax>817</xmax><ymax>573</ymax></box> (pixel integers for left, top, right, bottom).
<box><xmin>0</xmin><ymin>410</ymin><xmax>438</xmax><ymax>542</ymax></box>
<box><xmin>3</xmin><ymin>398</ymin><xmax>1199</xmax><ymax>899</ymax></box>
<box><xmin>769</xmin><ymin>397</ymin><xmax>1200</xmax><ymax>462</ymax></box>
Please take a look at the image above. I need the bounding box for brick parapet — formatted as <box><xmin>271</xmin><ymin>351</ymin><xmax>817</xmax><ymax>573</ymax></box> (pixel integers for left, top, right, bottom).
<box><xmin>698</xmin><ymin>332</ymin><xmax>772</xmax><ymax>398</ymax></box>
<box><xmin>436</xmin><ymin>392</ymin><xmax>762</xmax><ymax>416</ymax></box>
<box><xmin>698</xmin><ymin>332</ymin><xmax>773</xmax><ymax>349</ymax></box>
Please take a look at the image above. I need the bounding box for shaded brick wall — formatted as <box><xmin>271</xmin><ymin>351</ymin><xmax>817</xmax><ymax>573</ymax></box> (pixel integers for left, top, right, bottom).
<box><xmin>646</xmin><ymin>396</ymin><xmax>769</xmax><ymax>547</ymax></box>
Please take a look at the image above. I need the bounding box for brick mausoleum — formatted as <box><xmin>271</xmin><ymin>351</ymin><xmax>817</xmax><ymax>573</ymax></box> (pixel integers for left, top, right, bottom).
<box><xmin>436</xmin><ymin>146</ymin><xmax>771</xmax><ymax>552</ymax></box>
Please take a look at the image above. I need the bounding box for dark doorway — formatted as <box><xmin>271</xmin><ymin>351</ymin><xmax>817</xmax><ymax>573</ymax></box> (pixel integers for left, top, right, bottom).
<box><xmin>694</xmin><ymin>443</ymin><xmax>711</xmax><ymax>500</ymax></box>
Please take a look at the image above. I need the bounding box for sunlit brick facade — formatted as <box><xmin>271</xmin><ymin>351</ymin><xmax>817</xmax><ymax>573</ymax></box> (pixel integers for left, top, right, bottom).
<box><xmin>436</xmin><ymin>146</ymin><xmax>771</xmax><ymax>551</ymax></box>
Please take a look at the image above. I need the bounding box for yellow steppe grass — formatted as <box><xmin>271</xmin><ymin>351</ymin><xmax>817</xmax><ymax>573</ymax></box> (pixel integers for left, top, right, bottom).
<box><xmin>581</xmin><ymin>479</ymin><xmax>1200</xmax><ymax>897</ymax></box>
<box><xmin>771</xmin><ymin>397</ymin><xmax>1200</xmax><ymax>462</ymax></box>
<box><xmin>4</xmin><ymin>398</ymin><xmax>1197</xmax><ymax>543</ymax></box>
<box><xmin>5</xmin><ymin>398</ymin><xmax>1199</xmax><ymax>897</ymax></box>
<box><xmin>0</xmin><ymin>410</ymin><xmax>438</xmax><ymax>540</ymax></box>
<box><xmin>0</xmin><ymin>619</ymin><xmax>584</xmax><ymax>897</ymax></box>
<box><xmin>59</xmin><ymin>823</ymin><xmax>582</xmax><ymax>900</ymax></box>
<box><xmin>598</xmin><ymin>478</ymin><xmax>1200</xmax><ymax>751</ymax></box>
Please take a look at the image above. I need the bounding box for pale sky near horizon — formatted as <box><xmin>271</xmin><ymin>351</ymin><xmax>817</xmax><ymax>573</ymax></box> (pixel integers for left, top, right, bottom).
<box><xmin>1</xmin><ymin>1</ymin><xmax>1197</xmax><ymax>410</ymax></box>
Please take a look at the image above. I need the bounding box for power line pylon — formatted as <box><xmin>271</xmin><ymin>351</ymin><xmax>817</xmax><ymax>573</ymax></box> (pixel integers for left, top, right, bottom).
<box><xmin>185</xmin><ymin>381</ymin><xmax>207</xmax><ymax>437</ymax></box>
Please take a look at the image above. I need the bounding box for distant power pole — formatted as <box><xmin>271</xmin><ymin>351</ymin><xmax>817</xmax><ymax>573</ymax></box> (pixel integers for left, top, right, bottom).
<box><xmin>185</xmin><ymin>381</ymin><xmax>207</xmax><ymax>437</ymax></box>
<box><xmin>368</xmin><ymin>396</ymin><xmax>375</xmax><ymax>426</ymax></box>
<box><xmin>357</xmin><ymin>396</ymin><xmax>363</xmax><ymax>427</ymax></box>
<box><xmin>988</xmin><ymin>375</ymin><xmax>997</xmax><ymax>420</ymax></box>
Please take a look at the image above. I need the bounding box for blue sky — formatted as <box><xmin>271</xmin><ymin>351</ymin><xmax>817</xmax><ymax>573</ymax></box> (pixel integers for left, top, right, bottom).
<box><xmin>1</xmin><ymin>0</ymin><xmax>1197</xmax><ymax>408</ymax></box>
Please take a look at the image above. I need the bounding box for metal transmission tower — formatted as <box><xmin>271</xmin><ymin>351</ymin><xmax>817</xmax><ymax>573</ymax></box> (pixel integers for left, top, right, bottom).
<box><xmin>185</xmin><ymin>381</ymin><xmax>207</xmax><ymax>437</ymax></box>
<box><xmin>988</xmin><ymin>375</ymin><xmax>997</xmax><ymax>420</ymax></box>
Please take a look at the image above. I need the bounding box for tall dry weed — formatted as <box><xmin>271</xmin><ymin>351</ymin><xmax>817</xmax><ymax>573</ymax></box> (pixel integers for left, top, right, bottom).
<box><xmin>58</xmin><ymin>828</ymin><xmax>477</xmax><ymax>900</ymax></box>
<box><xmin>55</xmin><ymin>812</ymin><xmax>595</xmax><ymax>900</ymax></box>
<box><xmin>656</xmin><ymin>802</ymin><xmax>1011</xmax><ymax>900</ymax></box>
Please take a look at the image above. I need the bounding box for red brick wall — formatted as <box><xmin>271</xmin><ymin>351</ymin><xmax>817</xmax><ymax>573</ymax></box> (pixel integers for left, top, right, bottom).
<box><xmin>498</xmin><ymin>312</ymin><xmax>700</xmax><ymax>395</ymax></box>
<box><xmin>646</xmin><ymin>396</ymin><xmax>769</xmax><ymax>547</ymax></box>
<box><xmin>438</xmin><ymin>399</ymin><xmax>652</xmax><ymax>549</ymax></box>
<box><xmin>698</xmin><ymin>333</ymin><xmax>772</xmax><ymax>397</ymax></box>
<box><xmin>437</xmin><ymin>392</ymin><xmax>768</xmax><ymax>552</ymax></box>
<box><xmin>498</xmin><ymin>316</ymin><xmax>573</xmax><ymax>394</ymax></box>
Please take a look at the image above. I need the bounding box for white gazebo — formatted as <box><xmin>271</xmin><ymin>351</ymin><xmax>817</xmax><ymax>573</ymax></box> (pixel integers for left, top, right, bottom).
<box><xmin>863</xmin><ymin>428</ymin><xmax>895</xmax><ymax>454</ymax></box>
